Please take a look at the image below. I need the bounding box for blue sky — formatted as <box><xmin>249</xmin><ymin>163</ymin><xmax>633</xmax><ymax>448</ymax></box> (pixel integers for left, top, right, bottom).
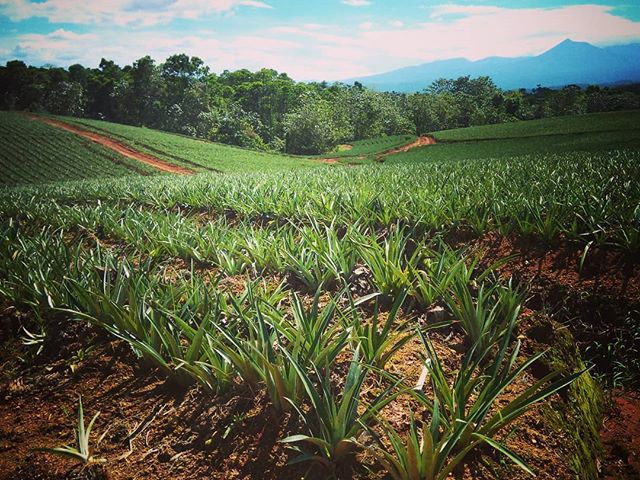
<box><xmin>1</xmin><ymin>1</ymin><xmax>639</xmax><ymax>80</ymax></box>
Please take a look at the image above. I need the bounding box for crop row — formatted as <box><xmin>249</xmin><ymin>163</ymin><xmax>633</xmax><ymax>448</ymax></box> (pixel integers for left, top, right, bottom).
<box><xmin>4</xmin><ymin>148</ymin><xmax>639</xmax><ymax>250</ymax></box>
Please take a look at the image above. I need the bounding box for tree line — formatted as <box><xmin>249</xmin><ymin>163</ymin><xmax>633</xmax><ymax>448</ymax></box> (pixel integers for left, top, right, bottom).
<box><xmin>2</xmin><ymin>54</ymin><xmax>639</xmax><ymax>154</ymax></box>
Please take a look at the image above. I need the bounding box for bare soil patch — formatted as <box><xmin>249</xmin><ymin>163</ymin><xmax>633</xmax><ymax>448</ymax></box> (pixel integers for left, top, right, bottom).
<box><xmin>28</xmin><ymin>115</ymin><xmax>196</xmax><ymax>175</ymax></box>
<box><xmin>601</xmin><ymin>390</ymin><xmax>640</xmax><ymax>479</ymax></box>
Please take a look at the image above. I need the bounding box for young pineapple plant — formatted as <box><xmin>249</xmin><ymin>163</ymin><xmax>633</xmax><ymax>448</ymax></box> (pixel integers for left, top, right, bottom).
<box><xmin>35</xmin><ymin>395</ymin><xmax>104</xmax><ymax>465</ymax></box>
<box><xmin>281</xmin><ymin>350</ymin><xmax>402</xmax><ymax>470</ymax></box>
<box><xmin>343</xmin><ymin>289</ymin><xmax>414</xmax><ymax>369</ymax></box>
<box><xmin>369</xmin><ymin>322</ymin><xmax>584</xmax><ymax>480</ymax></box>
<box><xmin>356</xmin><ymin>225</ymin><xmax>420</xmax><ymax>304</ymax></box>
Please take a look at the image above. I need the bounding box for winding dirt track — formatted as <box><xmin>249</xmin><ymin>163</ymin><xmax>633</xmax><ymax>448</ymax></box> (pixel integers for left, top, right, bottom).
<box><xmin>380</xmin><ymin>135</ymin><xmax>437</xmax><ymax>155</ymax></box>
<box><xmin>323</xmin><ymin>135</ymin><xmax>437</xmax><ymax>164</ymax></box>
<box><xmin>28</xmin><ymin>115</ymin><xmax>196</xmax><ymax>175</ymax></box>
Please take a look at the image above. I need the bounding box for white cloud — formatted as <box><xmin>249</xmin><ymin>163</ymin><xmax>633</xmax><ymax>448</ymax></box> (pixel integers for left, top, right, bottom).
<box><xmin>358</xmin><ymin>21</ymin><xmax>374</xmax><ymax>30</ymax></box>
<box><xmin>428</xmin><ymin>5</ymin><xmax>504</xmax><ymax>19</ymax></box>
<box><xmin>389</xmin><ymin>20</ymin><xmax>404</xmax><ymax>28</ymax></box>
<box><xmin>341</xmin><ymin>0</ymin><xmax>371</xmax><ymax>6</ymax></box>
<box><xmin>0</xmin><ymin>0</ymin><xmax>272</xmax><ymax>26</ymax></box>
<box><xmin>2</xmin><ymin>4</ymin><xmax>640</xmax><ymax>81</ymax></box>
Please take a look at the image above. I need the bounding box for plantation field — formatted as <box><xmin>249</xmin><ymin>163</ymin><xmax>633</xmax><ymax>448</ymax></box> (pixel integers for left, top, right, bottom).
<box><xmin>1</xmin><ymin>111</ymin><xmax>639</xmax><ymax>479</ymax></box>
<box><xmin>383</xmin><ymin>110</ymin><xmax>640</xmax><ymax>165</ymax></box>
<box><xmin>0</xmin><ymin>112</ymin><xmax>159</xmax><ymax>186</ymax></box>
<box><xmin>56</xmin><ymin>115</ymin><xmax>320</xmax><ymax>173</ymax></box>
<box><xmin>321</xmin><ymin>134</ymin><xmax>415</xmax><ymax>158</ymax></box>
<box><xmin>387</xmin><ymin>129</ymin><xmax>640</xmax><ymax>164</ymax></box>
<box><xmin>432</xmin><ymin>109</ymin><xmax>640</xmax><ymax>141</ymax></box>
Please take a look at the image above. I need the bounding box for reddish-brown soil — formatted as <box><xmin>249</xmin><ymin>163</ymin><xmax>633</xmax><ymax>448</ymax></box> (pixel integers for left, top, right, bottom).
<box><xmin>467</xmin><ymin>232</ymin><xmax>640</xmax><ymax>363</ymax></box>
<box><xmin>320</xmin><ymin>157</ymin><xmax>339</xmax><ymax>164</ymax></box>
<box><xmin>466</xmin><ymin>232</ymin><xmax>640</xmax><ymax>304</ymax></box>
<box><xmin>0</xmin><ymin>311</ymin><xmax>574</xmax><ymax>480</ymax></box>
<box><xmin>336</xmin><ymin>144</ymin><xmax>353</xmax><ymax>151</ymax></box>
<box><xmin>0</xmin><ymin>319</ymin><xmax>304</xmax><ymax>480</ymax></box>
<box><xmin>601</xmin><ymin>390</ymin><xmax>640</xmax><ymax>479</ymax></box>
<box><xmin>28</xmin><ymin>115</ymin><xmax>196</xmax><ymax>175</ymax></box>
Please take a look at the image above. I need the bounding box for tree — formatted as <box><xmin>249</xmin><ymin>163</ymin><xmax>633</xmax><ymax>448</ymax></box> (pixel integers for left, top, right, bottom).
<box><xmin>284</xmin><ymin>92</ymin><xmax>351</xmax><ymax>154</ymax></box>
<box><xmin>45</xmin><ymin>81</ymin><xmax>86</xmax><ymax>116</ymax></box>
<box><xmin>130</xmin><ymin>56</ymin><xmax>162</xmax><ymax>126</ymax></box>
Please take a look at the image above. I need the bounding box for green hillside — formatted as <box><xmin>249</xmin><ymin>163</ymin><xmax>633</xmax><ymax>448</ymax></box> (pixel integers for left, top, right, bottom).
<box><xmin>0</xmin><ymin>112</ymin><xmax>158</xmax><ymax>187</ymax></box>
<box><xmin>386</xmin><ymin>110</ymin><xmax>640</xmax><ymax>164</ymax></box>
<box><xmin>432</xmin><ymin>110</ymin><xmax>640</xmax><ymax>142</ymax></box>
<box><xmin>57</xmin><ymin>116</ymin><xmax>319</xmax><ymax>173</ymax></box>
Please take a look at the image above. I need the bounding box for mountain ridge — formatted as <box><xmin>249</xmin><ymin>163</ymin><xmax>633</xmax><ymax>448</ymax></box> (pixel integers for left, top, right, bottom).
<box><xmin>346</xmin><ymin>39</ymin><xmax>640</xmax><ymax>92</ymax></box>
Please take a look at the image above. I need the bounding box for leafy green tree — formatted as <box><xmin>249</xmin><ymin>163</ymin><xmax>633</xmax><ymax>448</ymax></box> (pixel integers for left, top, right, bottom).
<box><xmin>45</xmin><ymin>81</ymin><xmax>86</xmax><ymax>116</ymax></box>
<box><xmin>284</xmin><ymin>92</ymin><xmax>351</xmax><ymax>154</ymax></box>
<box><xmin>210</xmin><ymin>103</ymin><xmax>268</xmax><ymax>150</ymax></box>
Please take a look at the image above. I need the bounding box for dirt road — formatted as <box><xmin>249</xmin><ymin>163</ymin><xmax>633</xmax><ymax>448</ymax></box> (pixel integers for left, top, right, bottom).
<box><xmin>29</xmin><ymin>115</ymin><xmax>196</xmax><ymax>175</ymax></box>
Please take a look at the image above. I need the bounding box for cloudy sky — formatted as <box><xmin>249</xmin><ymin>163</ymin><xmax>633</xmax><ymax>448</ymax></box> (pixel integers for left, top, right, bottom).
<box><xmin>0</xmin><ymin>0</ymin><xmax>639</xmax><ymax>81</ymax></box>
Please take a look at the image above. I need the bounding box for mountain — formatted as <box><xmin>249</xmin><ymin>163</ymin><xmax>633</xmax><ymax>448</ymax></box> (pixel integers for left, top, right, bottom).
<box><xmin>347</xmin><ymin>39</ymin><xmax>640</xmax><ymax>92</ymax></box>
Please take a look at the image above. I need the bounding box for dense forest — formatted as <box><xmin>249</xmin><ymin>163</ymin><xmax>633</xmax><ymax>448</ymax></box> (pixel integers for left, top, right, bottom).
<box><xmin>2</xmin><ymin>54</ymin><xmax>640</xmax><ymax>154</ymax></box>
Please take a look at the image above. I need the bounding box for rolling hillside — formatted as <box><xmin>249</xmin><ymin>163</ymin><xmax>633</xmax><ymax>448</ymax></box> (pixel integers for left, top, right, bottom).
<box><xmin>0</xmin><ymin>113</ymin><xmax>322</xmax><ymax>187</ymax></box>
<box><xmin>0</xmin><ymin>112</ymin><xmax>159</xmax><ymax>187</ymax></box>
<box><xmin>385</xmin><ymin>110</ymin><xmax>640</xmax><ymax>164</ymax></box>
<box><xmin>57</xmin><ymin>116</ymin><xmax>319</xmax><ymax>173</ymax></box>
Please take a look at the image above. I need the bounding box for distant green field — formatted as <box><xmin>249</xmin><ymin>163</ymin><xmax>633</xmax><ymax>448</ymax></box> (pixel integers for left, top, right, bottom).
<box><xmin>57</xmin><ymin>116</ymin><xmax>320</xmax><ymax>173</ymax></box>
<box><xmin>0</xmin><ymin>112</ymin><xmax>158</xmax><ymax>187</ymax></box>
<box><xmin>386</xmin><ymin>130</ymin><xmax>640</xmax><ymax>164</ymax></box>
<box><xmin>321</xmin><ymin>134</ymin><xmax>415</xmax><ymax>158</ymax></box>
<box><xmin>387</xmin><ymin>110</ymin><xmax>640</xmax><ymax>164</ymax></box>
<box><xmin>432</xmin><ymin>110</ymin><xmax>640</xmax><ymax>142</ymax></box>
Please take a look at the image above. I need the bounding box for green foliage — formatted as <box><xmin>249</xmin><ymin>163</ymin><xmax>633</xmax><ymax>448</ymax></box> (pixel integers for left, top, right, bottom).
<box><xmin>442</xmin><ymin>275</ymin><xmax>525</xmax><ymax>359</ymax></box>
<box><xmin>57</xmin><ymin>115</ymin><xmax>320</xmax><ymax>173</ymax></box>
<box><xmin>432</xmin><ymin>109</ymin><xmax>640</xmax><ymax>142</ymax></box>
<box><xmin>370</xmin><ymin>325</ymin><xmax>584</xmax><ymax>480</ymax></box>
<box><xmin>3</xmin><ymin>53</ymin><xmax>640</xmax><ymax>156</ymax></box>
<box><xmin>283</xmin><ymin>91</ymin><xmax>352</xmax><ymax>154</ymax></box>
<box><xmin>344</xmin><ymin>289</ymin><xmax>414</xmax><ymax>369</ymax></box>
<box><xmin>356</xmin><ymin>226</ymin><xmax>421</xmax><ymax>301</ymax></box>
<box><xmin>281</xmin><ymin>350</ymin><xmax>401</xmax><ymax>468</ymax></box>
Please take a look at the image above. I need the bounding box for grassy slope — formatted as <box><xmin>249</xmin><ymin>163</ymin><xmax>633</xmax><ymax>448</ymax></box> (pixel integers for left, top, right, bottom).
<box><xmin>387</xmin><ymin>110</ymin><xmax>640</xmax><ymax>164</ymax></box>
<box><xmin>432</xmin><ymin>110</ymin><xmax>640</xmax><ymax>141</ymax></box>
<box><xmin>0</xmin><ymin>112</ymin><xmax>158</xmax><ymax>187</ymax></box>
<box><xmin>320</xmin><ymin>134</ymin><xmax>416</xmax><ymax>158</ymax></box>
<box><xmin>57</xmin><ymin>116</ymin><xmax>320</xmax><ymax>173</ymax></box>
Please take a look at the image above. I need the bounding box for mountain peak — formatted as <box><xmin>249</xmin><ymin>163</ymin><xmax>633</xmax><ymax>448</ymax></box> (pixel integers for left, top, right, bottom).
<box><xmin>543</xmin><ymin>38</ymin><xmax>600</xmax><ymax>56</ymax></box>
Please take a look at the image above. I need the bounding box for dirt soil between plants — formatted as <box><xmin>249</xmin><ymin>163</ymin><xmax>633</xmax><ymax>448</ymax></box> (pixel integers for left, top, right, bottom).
<box><xmin>28</xmin><ymin>115</ymin><xmax>196</xmax><ymax>175</ymax></box>
<box><xmin>601</xmin><ymin>390</ymin><xmax>640</xmax><ymax>479</ymax></box>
